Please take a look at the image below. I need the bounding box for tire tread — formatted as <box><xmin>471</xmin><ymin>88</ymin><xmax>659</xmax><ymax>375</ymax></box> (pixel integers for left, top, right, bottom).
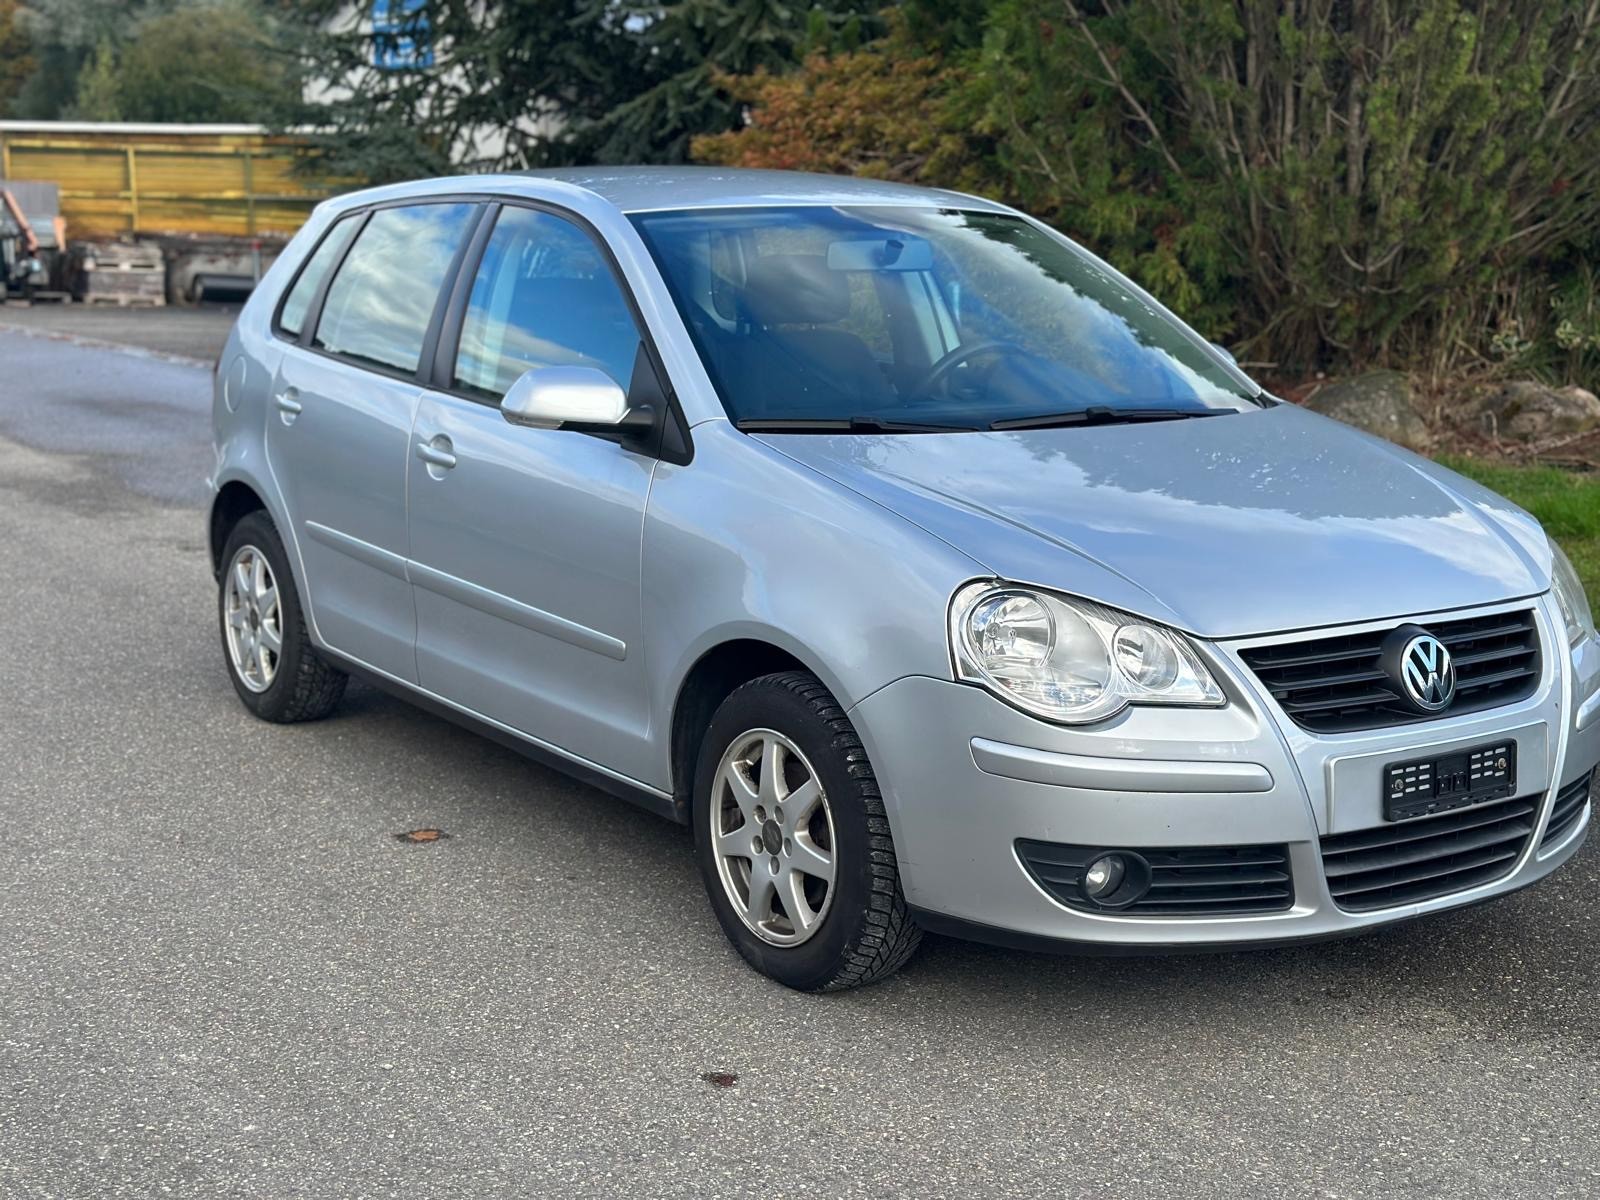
<box><xmin>275</xmin><ymin>609</ymin><xmax>346</xmax><ymax>722</ymax></box>
<box><xmin>729</xmin><ymin>671</ymin><xmax>922</xmax><ymax>991</ymax></box>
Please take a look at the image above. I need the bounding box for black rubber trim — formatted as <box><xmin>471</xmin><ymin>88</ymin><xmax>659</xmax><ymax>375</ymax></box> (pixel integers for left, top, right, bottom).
<box><xmin>430</xmin><ymin>201</ymin><xmax>501</xmax><ymax>393</ymax></box>
<box><xmin>416</xmin><ymin>203</ymin><xmax>494</xmax><ymax>386</ymax></box>
<box><xmin>322</xmin><ymin>650</ymin><xmax>685</xmax><ymax>825</ymax></box>
<box><xmin>907</xmin><ymin>879</ymin><xmax>1534</xmax><ymax>958</ymax></box>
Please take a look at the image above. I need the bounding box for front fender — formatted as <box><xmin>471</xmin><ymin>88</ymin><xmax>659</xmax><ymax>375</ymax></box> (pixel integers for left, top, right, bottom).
<box><xmin>642</xmin><ymin>421</ymin><xmax>984</xmax><ymax>787</ymax></box>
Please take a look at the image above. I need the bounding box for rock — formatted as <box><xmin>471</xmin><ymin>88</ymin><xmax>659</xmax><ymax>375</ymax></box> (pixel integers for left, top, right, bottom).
<box><xmin>1304</xmin><ymin>370</ymin><xmax>1428</xmax><ymax>449</ymax></box>
<box><xmin>1472</xmin><ymin>380</ymin><xmax>1600</xmax><ymax>441</ymax></box>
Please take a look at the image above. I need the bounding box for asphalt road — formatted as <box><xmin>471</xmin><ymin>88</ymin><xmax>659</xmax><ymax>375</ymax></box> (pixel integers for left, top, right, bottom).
<box><xmin>0</xmin><ymin>301</ymin><xmax>237</xmax><ymax>363</ymax></box>
<box><xmin>1</xmin><ymin>319</ymin><xmax>1598</xmax><ymax>1198</ymax></box>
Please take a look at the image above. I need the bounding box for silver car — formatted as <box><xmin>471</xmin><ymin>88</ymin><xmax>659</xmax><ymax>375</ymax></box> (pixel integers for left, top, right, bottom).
<box><xmin>209</xmin><ymin>168</ymin><xmax>1600</xmax><ymax>990</ymax></box>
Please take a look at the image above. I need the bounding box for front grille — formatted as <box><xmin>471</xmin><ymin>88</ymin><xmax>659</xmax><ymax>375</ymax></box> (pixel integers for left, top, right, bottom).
<box><xmin>1320</xmin><ymin>794</ymin><xmax>1537</xmax><ymax>912</ymax></box>
<box><xmin>1239</xmin><ymin>609</ymin><xmax>1541</xmax><ymax>733</ymax></box>
<box><xmin>1016</xmin><ymin>840</ymin><xmax>1293</xmax><ymax>915</ymax></box>
<box><xmin>1541</xmin><ymin>772</ymin><xmax>1593</xmax><ymax>848</ymax></box>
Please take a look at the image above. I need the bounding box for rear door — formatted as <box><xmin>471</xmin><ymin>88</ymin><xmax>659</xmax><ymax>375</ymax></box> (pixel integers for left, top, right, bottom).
<box><xmin>266</xmin><ymin>200</ymin><xmax>480</xmax><ymax>682</ymax></box>
<box><xmin>405</xmin><ymin>203</ymin><xmax>660</xmax><ymax>782</ymax></box>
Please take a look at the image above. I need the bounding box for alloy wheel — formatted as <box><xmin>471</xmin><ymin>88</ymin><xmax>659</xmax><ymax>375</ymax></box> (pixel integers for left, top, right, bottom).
<box><xmin>223</xmin><ymin>544</ymin><xmax>282</xmax><ymax>693</ymax></box>
<box><xmin>711</xmin><ymin>728</ymin><xmax>837</xmax><ymax>946</ymax></box>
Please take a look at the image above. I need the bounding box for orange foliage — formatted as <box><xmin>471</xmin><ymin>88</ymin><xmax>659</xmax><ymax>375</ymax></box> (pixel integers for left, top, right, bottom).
<box><xmin>691</xmin><ymin>39</ymin><xmax>978</xmax><ymax>188</ymax></box>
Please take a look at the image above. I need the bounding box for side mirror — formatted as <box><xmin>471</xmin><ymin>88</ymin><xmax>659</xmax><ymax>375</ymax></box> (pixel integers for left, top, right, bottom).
<box><xmin>500</xmin><ymin>365</ymin><xmax>653</xmax><ymax>433</ymax></box>
<box><xmin>1210</xmin><ymin>341</ymin><xmax>1238</xmax><ymax>367</ymax></box>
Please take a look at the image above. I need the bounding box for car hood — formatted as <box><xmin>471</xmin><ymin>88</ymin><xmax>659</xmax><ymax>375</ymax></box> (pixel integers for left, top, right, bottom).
<box><xmin>754</xmin><ymin>404</ymin><xmax>1551</xmax><ymax>638</ymax></box>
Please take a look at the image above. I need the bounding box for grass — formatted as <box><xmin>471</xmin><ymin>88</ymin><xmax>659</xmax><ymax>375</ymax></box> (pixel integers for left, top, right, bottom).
<box><xmin>1438</xmin><ymin>456</ymin><xmax>1600</xmax><ymax>603</ymax></box>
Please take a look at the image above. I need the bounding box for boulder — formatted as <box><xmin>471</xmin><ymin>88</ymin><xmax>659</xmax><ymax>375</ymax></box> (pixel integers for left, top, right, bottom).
<box><xmin>1472</xmin><ymin>380</ymin><xmax>1600</xmax><ymax>442</ymax></box>
<box><xmin>1304</xmin><ymin>370</ymin><xmax>1428</xmax><ymax>449</ymax></box>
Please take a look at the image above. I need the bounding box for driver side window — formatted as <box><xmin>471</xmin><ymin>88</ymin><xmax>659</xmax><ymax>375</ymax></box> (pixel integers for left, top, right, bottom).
<box><xmin>453</xmin><ymin>207</ymin><xmax>642</xmax><ymax>400</ymax></box>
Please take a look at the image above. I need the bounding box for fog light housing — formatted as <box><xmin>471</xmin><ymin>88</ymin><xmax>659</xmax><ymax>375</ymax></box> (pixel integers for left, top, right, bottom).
<box><xmin>1078</xmin><ymin>851</ymin><xmax>1150</xmax><ymax>909</ymax></box>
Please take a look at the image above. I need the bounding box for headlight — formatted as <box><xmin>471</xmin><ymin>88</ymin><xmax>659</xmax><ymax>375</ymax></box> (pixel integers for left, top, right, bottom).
<box><xmin>949</xmin><ymin>581</ymin><xmax>1225</xmax><ymax>724</ymax></box>
<box><xmin>1551</xmin><ymin>543</ymin><xmax>1596</xmax><ymax>648</ymax></box>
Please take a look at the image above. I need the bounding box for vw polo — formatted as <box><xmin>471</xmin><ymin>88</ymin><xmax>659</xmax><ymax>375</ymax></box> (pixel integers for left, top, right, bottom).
<box><xmin>209</xmin><ymin>168</ymin><xmax>1600</xmax><ymax>990</ymax></box>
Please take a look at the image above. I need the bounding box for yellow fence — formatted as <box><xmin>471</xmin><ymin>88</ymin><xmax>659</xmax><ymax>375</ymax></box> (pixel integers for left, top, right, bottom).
<box><xmin>0</xmin><ymin>122</ymin><xmax>333</xmax><ymax>239</ymax></box>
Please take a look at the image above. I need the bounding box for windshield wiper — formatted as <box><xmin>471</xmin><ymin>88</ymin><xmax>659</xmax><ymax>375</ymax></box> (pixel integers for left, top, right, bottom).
<box><xmin>989</xmin><ymin>406</ymin><xmax>1236</xmax><ymax>431</ymax></box>
<box><xmin>736</xmin><ymin>416</ymin><xmax>980</xmax><ymax>434</ymax></box>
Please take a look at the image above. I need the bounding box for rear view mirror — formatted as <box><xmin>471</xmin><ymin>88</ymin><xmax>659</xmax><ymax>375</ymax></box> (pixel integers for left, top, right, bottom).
<box><xmin>826</xmin><ymin>236</ymin><xmax>934</xmax><ymax>272</ymax></box>
<box><xmin>500</xmin><ymin>366</ymin><xmax>653</xmax><ymax>432</ymax></box>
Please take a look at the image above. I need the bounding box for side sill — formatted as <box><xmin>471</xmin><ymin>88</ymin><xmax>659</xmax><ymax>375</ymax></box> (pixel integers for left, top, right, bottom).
<box><xmin>970</xmin><ymin>737</ymin><xmax>1275</xmax><ymax>793</ymax></box>
<box><xmin>324</xmin><ymin>650</ymin><xmax>685</xmax><ymax>825</ymax></box>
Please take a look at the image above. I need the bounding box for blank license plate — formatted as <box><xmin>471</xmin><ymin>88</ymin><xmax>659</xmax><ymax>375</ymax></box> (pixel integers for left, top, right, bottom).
<box><xmin>1382</xmin><ymin>740</ymin><xmax>1517</xmax><ymax>822</ymax></box>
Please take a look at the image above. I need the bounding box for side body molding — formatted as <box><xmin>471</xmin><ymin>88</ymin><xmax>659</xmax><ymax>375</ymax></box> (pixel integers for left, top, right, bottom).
<box><xmin>407</xmin><ymin>559</ymin><xmax>627</xmax><ymax>661</ymax></box>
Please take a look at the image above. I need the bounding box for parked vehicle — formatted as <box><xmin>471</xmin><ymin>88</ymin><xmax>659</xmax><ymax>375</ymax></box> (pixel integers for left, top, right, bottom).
<box><xmin>0</xmin><ymin>122</ymin><xmax>312</xmax><ymax>303</ymax></box>
<box><xmin>209</xmin><ymin>169</ymin><xmax>1599</xmax><ymax>990</ymax></box>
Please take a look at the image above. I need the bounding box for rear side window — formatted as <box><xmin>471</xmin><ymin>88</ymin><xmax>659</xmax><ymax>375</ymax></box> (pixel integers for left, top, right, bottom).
<box><xmin>453</xmin><ymin>206</ymin><xmax>641</xmax><ymax>399</ymax></box>
<box><xmin>313</xmin><ymin>203</ymin><xmax>477</xmax><ymax>374</ymax></box>
<box><xmin>277</xmin><ymin>215</ymin><xmax>359</xmax><ymax>339</ymax></box>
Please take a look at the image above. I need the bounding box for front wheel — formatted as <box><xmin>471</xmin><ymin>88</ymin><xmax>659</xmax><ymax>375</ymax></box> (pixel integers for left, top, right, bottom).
<box><xmin>693</xmin><ymin>672</ymin><xmax>922</xmax><ymax>991</ymax></box>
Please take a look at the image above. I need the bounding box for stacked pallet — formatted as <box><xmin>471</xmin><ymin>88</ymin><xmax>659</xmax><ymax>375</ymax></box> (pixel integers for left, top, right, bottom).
<box><xmin>74</xmin><ymin>240</ymin><xmax>166</xmax><ymax>306</ymax></box>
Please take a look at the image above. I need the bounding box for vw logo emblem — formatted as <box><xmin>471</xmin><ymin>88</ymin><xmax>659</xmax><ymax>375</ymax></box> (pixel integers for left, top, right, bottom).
<box><xmin>1395</xmin><ymin>631</ymin><xmax>1456</xmax><ymax>711</ymax></box>
<box><xmin>1379</xmin><ymin>624</ymin><xmax>1457</xmax><ymax>713</ymax></box>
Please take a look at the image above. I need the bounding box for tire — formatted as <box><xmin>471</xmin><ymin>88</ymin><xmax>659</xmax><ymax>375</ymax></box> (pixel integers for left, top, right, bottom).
<box><xmin>218</xmin><ymin>510</ymin><xmax>347</xmax><ymax>723</ymax></box>
<box><xmin>693</xmin><ymin>671</ymin><xmax>922</xmax><ymax>991</ymax></box>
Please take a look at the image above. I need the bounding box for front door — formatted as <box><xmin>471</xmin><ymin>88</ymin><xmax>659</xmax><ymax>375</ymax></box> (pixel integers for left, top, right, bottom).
<box><xmin>265</xmin><ymin>200</ymin><xmax>479</xmax><ymax>682</ymax></box>
<box><xmin>406</xmin><ymin>204</ymin><xmax>659</xmax><ymax>782</ymax></box>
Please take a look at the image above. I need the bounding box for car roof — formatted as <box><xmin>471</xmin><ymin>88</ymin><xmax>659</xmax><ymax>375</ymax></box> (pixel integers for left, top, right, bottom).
<box><xmin>407</xmin><ymin>165</ymin><xmax>1007</xmax><ymax>215</ymax></box>
<box><xmin>317</xmin><ymin>166</ymin><xmax>1015</xmax><ymax>223</ymax></box>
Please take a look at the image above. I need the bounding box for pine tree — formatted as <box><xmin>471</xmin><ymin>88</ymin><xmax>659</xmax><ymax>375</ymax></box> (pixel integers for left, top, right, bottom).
<box><xmin>274</xmin><ymin>0</ymin><xmax>878</xmax><ymax>181</ymax></box>
<box><xmin>69</xmin><ymin>38</ymin><xmax>120</xmax><ymax>120</ymax></box>
<box><xmin>590</xmin><ymin>0</ymin><xmax>875</xmax><ymax>164</ymax></box>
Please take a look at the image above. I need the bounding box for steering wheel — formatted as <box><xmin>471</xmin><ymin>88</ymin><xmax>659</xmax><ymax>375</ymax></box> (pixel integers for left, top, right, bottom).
<box><xmin>909</xmin><ymin>340</ymin><xmax>1027</xmax><ymax>401</ymax></box>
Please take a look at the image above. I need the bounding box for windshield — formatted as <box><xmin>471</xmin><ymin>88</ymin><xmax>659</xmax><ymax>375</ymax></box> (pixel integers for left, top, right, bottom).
<box><xmin>630</xmin><ymin>205</ymin><xmax>1258</xmax><ymax>430</ymax></box>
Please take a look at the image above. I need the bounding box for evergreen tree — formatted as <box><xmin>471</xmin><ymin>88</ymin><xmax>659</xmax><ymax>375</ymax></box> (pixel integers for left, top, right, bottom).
<box><xmin>591</xmin><ymin>0</ymin><xmax>875</xmax><ymax>163</ymax></box>
<box><xmin>274</xmin><ymin>0</ymin><xmax>878</xmax><ymax>182</ymax></box>
<box><xmin>69</xmin><ymin>39</ymin><xmax>121</xmax><ymax>120</ymax></box>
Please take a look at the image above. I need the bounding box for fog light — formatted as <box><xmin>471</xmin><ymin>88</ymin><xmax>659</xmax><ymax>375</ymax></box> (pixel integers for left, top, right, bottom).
<box><xmin>1083</xmin><ymin>854</ymin><xmax>1126</xmax><ymax>900</ymax></box>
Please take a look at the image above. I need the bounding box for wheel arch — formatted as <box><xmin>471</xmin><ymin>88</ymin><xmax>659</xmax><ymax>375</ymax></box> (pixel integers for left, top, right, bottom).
<box><xmin>668</xmin><ymin>637</ymin><xmax>821</xmax><ymax>815</ymax></box>
<box><xmin>209</xmin><ymin>479</ymin><xmax>269</xmax><ymax>577</ymax></box>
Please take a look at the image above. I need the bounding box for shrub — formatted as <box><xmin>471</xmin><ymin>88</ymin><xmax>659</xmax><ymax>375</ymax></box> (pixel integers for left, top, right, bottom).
<box><xmin>692</xmin><ymin>30</ymin><xmax>978</xmax><ymax>186</ymax></box>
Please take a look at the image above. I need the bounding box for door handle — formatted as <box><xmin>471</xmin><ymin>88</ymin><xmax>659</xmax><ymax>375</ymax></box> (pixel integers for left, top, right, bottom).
<box><xmin>274</xmin><ymin>390</ymin><xmax>303</xmax><ymax>415</ymax></box>
<box><xmin>416</xmin><ymin>439</ymin><xmax>457</xmax><ymax>470</ymax></box>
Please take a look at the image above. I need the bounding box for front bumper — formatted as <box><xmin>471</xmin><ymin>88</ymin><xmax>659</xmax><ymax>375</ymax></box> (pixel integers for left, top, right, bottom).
<box><xmin>850</xmin><ymin>595</ymin><xmax>1599</xmax><ymax>950</ymax></box>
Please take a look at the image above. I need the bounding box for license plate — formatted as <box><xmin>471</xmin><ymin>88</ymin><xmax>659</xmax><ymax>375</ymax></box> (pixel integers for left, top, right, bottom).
<box><xmin>1382</xmin><ymin>740</ymin><xmax>1517</xmax><ymax>822</ymax></box>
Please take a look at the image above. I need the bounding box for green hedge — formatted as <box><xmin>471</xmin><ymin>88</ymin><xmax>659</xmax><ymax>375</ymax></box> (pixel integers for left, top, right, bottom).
<box><xmin>1440</xmin><ymin>458</ymin><xmax>1600</xmax><ymax>599</ymax></box>
<box><xmin>963</xmin><ymin>0</ymin><xmax>1600</xmax><ymax>386</ymax></box>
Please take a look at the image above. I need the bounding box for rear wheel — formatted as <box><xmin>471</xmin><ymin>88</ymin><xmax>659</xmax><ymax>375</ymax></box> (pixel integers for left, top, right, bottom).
<box><xmin>693</xmin><ymin>671</ymin><xmax>922</xmax><ymax>990</ymax></box>
<box><xmin>218</xmin><ymin>511</ymin><xmax>346</xmax><ymax>723</ymax></box>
